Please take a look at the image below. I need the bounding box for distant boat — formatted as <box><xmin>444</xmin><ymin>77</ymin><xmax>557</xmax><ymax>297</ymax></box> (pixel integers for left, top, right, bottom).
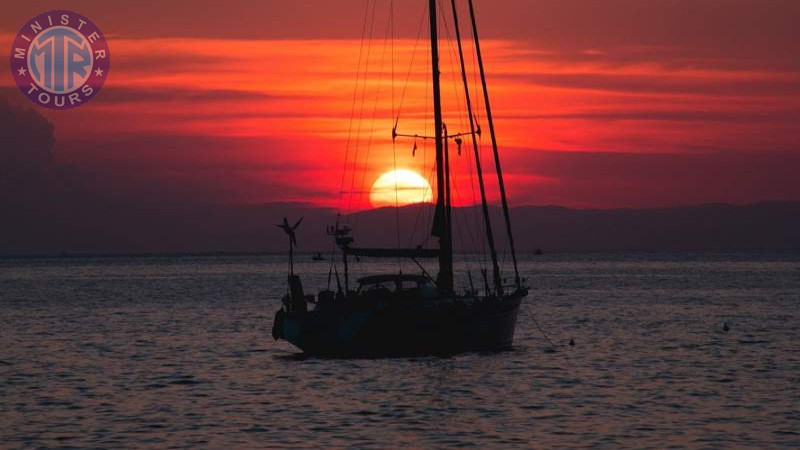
<box><xmin>535</xmin><ymin>248</ymin><xmax>543</xmax><ymax>255</ymax></box>
<box><xmin>311</xmin><ymin>253</ymin><xmax>325</xmax><ymax>261</ymax></box>
<box><xmin>272</xmin><ymin>0</ymin><xmax>527</xmax><ymax>357</ymax></box>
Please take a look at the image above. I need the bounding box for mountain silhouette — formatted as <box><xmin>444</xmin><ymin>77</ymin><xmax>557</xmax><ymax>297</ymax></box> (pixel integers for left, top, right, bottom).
<box><xmin>2</xmin><ymin>201</ymin><xmax>798</xmax><ymax>256</ymax></box>
<box><xmin>338</xmin><ymin>201</ymin><xmax>800</xmax><ymax>253</ymax></box>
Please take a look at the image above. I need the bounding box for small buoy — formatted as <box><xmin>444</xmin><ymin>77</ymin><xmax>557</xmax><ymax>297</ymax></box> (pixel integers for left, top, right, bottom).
<box><xmin>723</xmin><ymin>322</ymin><xmax>730</xmax><ymax>332</ymax></box>
<box><xmin>569</xmin><ymin>338</ymin><xmax>575</xmax><ymax>346</ymax></box>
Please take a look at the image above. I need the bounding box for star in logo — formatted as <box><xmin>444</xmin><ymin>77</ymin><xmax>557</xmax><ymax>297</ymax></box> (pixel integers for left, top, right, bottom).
<box><xmin>94</xmin><ymin>68</ymin><xmax>104</xmax><ymax>77</ymax></box>
<box><xmin>17</xmin><ymin>67</ymin><xmax>27</xmax><ymax>76</ymax></box>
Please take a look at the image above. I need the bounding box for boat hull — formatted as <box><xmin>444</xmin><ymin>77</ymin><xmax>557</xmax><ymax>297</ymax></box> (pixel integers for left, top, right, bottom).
<box><xmin>274</xmin><ymin>291</ymin><xmax>525</xmax><ymax>357</ymax></box>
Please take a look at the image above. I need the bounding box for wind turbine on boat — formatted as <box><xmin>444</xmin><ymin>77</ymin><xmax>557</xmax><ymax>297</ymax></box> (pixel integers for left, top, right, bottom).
<box><xmin>277</xmin><ymin>217</ymin><xmax>303</xmax><ymax>275</ymax></box>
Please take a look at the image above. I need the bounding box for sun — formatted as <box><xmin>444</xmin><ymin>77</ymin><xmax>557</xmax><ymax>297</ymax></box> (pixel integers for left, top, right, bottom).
<box><xmin>369</xmin><ymin>169</ymin><xmax>433</xmax><ymax>208</ymax></box>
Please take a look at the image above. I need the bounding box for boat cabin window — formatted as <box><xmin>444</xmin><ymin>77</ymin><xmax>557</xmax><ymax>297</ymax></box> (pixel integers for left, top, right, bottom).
<box><xmin>356</xmin><ymin>275</ymin><xmax>432</xmax><ymax>294</ymax></box>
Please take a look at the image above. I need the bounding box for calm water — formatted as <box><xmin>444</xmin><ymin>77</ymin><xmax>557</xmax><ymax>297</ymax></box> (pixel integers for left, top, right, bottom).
<box><xmin>1</xmin><ymin>252</ymin><xmax>799</xmax><ymax>448</ymax></box>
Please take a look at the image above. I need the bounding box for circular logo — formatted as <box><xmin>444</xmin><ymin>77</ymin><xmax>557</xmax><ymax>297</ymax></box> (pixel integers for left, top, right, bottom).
<box><xmin>9</xmin><ymin>10</ymin><xmax>110</xmax><ymax>110</ymax></box>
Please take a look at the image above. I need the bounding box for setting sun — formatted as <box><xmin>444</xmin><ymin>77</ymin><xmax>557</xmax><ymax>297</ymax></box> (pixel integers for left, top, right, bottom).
<box><xmin>369</xmin><ymin>169</ymin><xmax>433</xmax><ymax>208</ymax></box>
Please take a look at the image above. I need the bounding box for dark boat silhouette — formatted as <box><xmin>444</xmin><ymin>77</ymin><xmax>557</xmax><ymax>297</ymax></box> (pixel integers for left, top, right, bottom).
<box><xmin>272</xmin><ymin>0</ymin><xmax>527</xmax><ymax>357</ymax></box>
<box><xmin>311</xmin><ymin>252</ymin><xmax>325</xmax><ymax>261</ymax></box>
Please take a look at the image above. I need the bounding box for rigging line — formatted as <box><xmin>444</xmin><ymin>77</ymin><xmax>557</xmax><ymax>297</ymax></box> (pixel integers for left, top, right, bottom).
<box><xmin>522</xmin><ymin>304</ymin><xmax>575</xmax><ymax>366</ymax></box>
<box><xmin>405</xmin><ymin>146</ymin><xmax>435</xmax><ymax>251</ymax></box>
<box><xmin>449</xmin><ymin>152</ymin><xmax>481</xmax><ymax>275</ymax></box>
<box><xmin>407</xmin><ymin>33</ymin><xmax>432</xmax><ymax>249</ymax></box>
<box><xmin>390</xmin><ymin>0</ymin><xmax>403</xmax><ymax>265</ymax></box>
<box><xmin>525</xmin><ymin>304</ymin><xmax>558</xmax><ymax>348</ymax></box>
<box><xmin>394</xmin><ymin>1</ymin><xmax>427</xmax><ymax>127</ymax></box>
<box><xmin>438</xmin><ymin>0</ymin><xmax>483</xmax><ymax>268</ymax></box>
<box><xmin>461</xmin><ymin>119</ymin><xmax>483</xmax><ymax>263</ymax></box>
<box><xmin>462</xmin><ymin>136</ymin><xmax>483</xmax><ymax>266</ymax></box>
<box><xmin>338</xmin><ymin>0</ymin><xmax>373</xmax><ymax>216</ymax></box>
<box><xmin>450</xmin><ymin>0</ymin><xmax>501</xmax><ymax>292</ymax></box>
<box><xmin>437</xmin><ymin>0</ymin><xmax>467</xmax><ymax>133</ymax></box>
<box><xmin>406</xmin><ymin>159</ymin><xmax>435</xmax><ymax>251</ymax></box>
<box><xmin>422</xmin><ymin>27</ymin><xmax>432</xmax><ymax>243</ymax></box>
<box><xmin>347</xmin><ymin>0</ymin><xmax>379</xmax><ymax>220</ymax></box>
<box><xmin>465</xmin><ymin>7</ymin><xmax>485</xmax><ymax>262</ymax></box>
<box><xmin>390</xmin><ymin>0</ymin><xmax>395</xmax><ymax>122</ymax></box>
<box><xmin>447</xmin><ymin>13</ymin><xmax>483</xmax><ymax>270</ymax></box>
<box><xmin>437</xmin><ymin>0</ymin><xmax>474</xmax><ymax>261</ymax></box>
<box><xmin>464</xmin><ymin>9</ymin><xmax>487</xmax><ymax>273</ymax></box>
<box><xmin>463</xmin><ymin>130</ymin><xmax>482</xmax><ymax>257</ymax></box>
<box><xmin>403</xmin><ymin>64</ymin><xmax>431</xmax><ymax>248</ymax></box>
<box><xmin>350</xmin><ymin>0</ymin><xmax>379</xmax><ymax>217</ymax></box>
<box><xmin>468</xmin><ymin>0</ymin><xmax>521</xmax><ymax>287</ymax></box>
<box><xmin>451</xmin><ymin>159</ymin><xmax>480</xmax><ymax>260</ymax></box>
<box><xmin>468</xmin><ymin>10</ymin><xmax>482</xmax><ymax>126</ymax></box>
<box><xmin>474</xmin><ymin>124</ymin><xmax>487</xmax><ymax>270</ymax></box>
<box><xmin>448</xmin><ymin>140</ymin><xmax>466</xmax><ymax>257</ymax></box>
<box><xmin>443</xmin><ymin>129</ymin><xmax>480</xmax><ymax>271</ymax></box>
<box><xmin>356</xmin><ymin>2</ymin><xmax>393</xmax><ymax>218</ymax></box>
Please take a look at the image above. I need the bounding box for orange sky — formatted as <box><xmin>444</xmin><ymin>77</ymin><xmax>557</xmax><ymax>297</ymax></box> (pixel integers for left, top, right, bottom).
<box><xmin>2</xmin><ymin>0</ymin><xmax>799</xmax><ymax>212</ymax></box>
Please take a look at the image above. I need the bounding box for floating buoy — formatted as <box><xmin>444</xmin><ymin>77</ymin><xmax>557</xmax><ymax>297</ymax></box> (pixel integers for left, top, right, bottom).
<box><xmin>723</xmin><ymin>322</ymin><xmax>730</xmax><ymax>332</ymax></box>
<box><xmin>569</xmin><ymin>338</ymin><xmax>575</xmax><ymax>346</ymax></box>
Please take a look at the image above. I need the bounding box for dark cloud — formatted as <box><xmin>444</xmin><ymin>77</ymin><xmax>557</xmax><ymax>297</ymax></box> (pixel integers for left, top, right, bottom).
<box><xmin>0</xmin><ymin>98</ymin><xmax>338</xmax><ymax>254</ymax></box>
<box><xmin>0</xmin><ymin>98</ymin><xmax>54</xmax><ymax>175</ymax></box>
<box><xmin>3</xmin><ymin>0</ymin><xmax>797</xmax><ymax>70</ymax></box>
<box><xmin>476</xmin><ymin>0</ymin><xmax>800</xmax><ymax>69</ymax></box>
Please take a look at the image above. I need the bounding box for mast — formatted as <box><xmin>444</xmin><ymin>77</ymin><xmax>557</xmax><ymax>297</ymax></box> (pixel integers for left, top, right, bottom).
<box><xmin>468</xmin><ymin>0</ymin><xmax>521</xmax><ymax>287</ymax></box>
<box><xmin>450</xmin><ymin>0</ymin><xmax>502</xmax><ymax>294</ymax></box>
<box><xmin>444</xmin><ymin>124</ymin><xmax>453</xmax><ymax>275</ymax></box>
<box><xmin>429</xmin><ymin>0</ymin><xmax>454</xmax><ymax>292</ymax></box>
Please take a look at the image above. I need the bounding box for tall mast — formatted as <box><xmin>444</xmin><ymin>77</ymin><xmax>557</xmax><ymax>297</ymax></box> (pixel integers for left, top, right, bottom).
<box><xmin>429</xmin><ymin>0</ymin><xmax>453</xmax><ymax>291</ymax></box>
<box><xmin>450</xmin><ymin>0</ymin><xmax>501</xmax><ymax>294</ymax></box>
<box><xmin>468</xmin><ymin>0</ymin><xmax>521</xmax><ymax>287</ymax></box>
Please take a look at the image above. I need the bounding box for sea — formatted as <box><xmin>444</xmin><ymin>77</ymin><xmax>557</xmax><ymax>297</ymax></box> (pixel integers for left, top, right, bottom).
<box><xmin>1</xmin><ymin>252</ymin><xmax>798</xmax><ymax>448</ymax></box>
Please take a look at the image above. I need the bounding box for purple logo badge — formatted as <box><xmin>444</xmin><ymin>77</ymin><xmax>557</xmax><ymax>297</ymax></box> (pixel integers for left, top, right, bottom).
<box><xmin>10</xmin><ymin>10</ymin><xmax>110</xmax><ymax>110</ymax></box>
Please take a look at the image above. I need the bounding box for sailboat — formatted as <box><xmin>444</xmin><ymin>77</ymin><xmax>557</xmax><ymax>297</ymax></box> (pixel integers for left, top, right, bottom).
<box><xmin>272</xmin><ymin>0</ymin><xmax>527</xmax><ymax>357</ymax></box>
